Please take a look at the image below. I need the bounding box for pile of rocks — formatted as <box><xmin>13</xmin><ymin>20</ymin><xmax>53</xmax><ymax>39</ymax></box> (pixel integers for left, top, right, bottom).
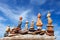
<box><xmin>4</xmin><ymin>11</ymin><xmax>54</xmax><ymax>37</ymax></box>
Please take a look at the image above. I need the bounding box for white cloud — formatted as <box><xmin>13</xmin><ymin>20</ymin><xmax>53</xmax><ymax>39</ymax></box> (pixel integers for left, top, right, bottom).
<box><xmin>0</xmin><ymin>3</ymin><xmax>55</xmax><ymax>24</ymax></box>
<box><xmin>0</xmin><ymin>23</ymin><xmax>7</xmax><ymax>38</ymax></box>
<box><xmin>53</xmin><ymin>23</ymin><xmax>60</xmax><ymax>40</ymax></box>
<box><xmin>55</xmin><ymin>11</ymin><xmax>60</xmax><ymax>14</ymax></box>
<box><xmin>0</xmin><ymin>23</ymin><xmax>6</xmax><ymax>31</ymax></box>
<box><xmin>0</xmin><ymin>3</ymin><xmax>31</xmax><ymax>22</ymax></box>
<box><xmin>54</xmin><ymin>31</ymin><xmax>60</xmax><ymax>40</ymax></box>
<box><xmin>30</xmin><ymin>0</ymin><xmax>47</xmax><ymax>5</ymax></box>
<box><xmin>0</xmin><ymin>16</ymin><xmax>7</xmax><ymax>22</ymax></box>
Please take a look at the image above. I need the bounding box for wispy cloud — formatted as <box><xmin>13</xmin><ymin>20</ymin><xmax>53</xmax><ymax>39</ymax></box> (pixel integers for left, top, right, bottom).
<box><xmin>30</xmin><ymin>0</ymin><xmax>47</xmax><ymax>5</ymax></box>
<box><xmin>0</xmin><ymin>3</ymin><xmax>42</xmax><ymax>24</ymax></box>
<box><xmin>0</xmin><ymin>23</ymin><xmax>6</xmax><ymax>38</ymax></box>
<box><xmin>52</xmin><ymin>23</ymin><xmax>60</xmax><ymax>40</ymax></box>
<box><xmin>0</xmin><ymin>3</ymin><xmax>31</xmax><ymax>22</ymax></box>
<box><xmin>54</xmin><ymin>31</ymin><xmax>60</xmax><ymax>40</ymax></box>
<box><xmin>0</xmin><ymin>16</ymin><xmax>7</xmax><ymax>22</ymax></box>
<box><xmin>55</xmin><ymin>11</ymin><xmax>60</xmax><ymax>15</ymax></box>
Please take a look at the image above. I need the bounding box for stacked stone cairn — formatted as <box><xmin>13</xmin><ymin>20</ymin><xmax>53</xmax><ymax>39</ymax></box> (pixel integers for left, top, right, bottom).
<box><xmin>4</xmin><ymin>11</ymin><xmax>54</xmax><ymax>37</ymax></box>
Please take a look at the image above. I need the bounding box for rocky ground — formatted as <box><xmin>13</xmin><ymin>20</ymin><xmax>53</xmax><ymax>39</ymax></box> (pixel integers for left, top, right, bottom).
<box><xmin>0</xmin><ymin>34</ymin><xmax>56</xmax><ymax>40</ymax></box>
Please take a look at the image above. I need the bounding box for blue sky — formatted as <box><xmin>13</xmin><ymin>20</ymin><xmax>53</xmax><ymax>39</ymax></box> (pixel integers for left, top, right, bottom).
<box><xmin>0</xmin><ymin>0</ymin><xmax>60</xmax><ymax>40</ymax></box>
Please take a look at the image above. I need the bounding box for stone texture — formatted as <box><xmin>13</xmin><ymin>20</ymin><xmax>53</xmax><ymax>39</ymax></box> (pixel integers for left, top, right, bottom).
<box><xmin>0</xmin><ymin>34</ymin><xmax>55</xmax><ymax>40</ymax></box>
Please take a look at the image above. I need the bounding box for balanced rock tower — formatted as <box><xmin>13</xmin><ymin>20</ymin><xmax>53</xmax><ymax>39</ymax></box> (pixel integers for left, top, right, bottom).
<box><xmin>17</xmin><ymin>16</ymin><xmax>23</xmax><ymax>29</ymax></box>
<box><xmin>46</xmin><ymin>11</ymin><xmax>54</xmax><ymax>36</ymax></box>
<box><xmin>29</xmin><ymin>20</ymin><xmax>36</xmax><ymax>32</ymax></box>
<box><xmin>24</xmin><ymin>21</ymin><xmax>29</xmax><ymax>30</ymax></box>
<box><xmin>36</xmin><ymin>13</ymin><xmax>43</xmax><ymax>30</ymax></box>
<box><xmin>4</xmin><ymin>26</ymin><xmax>10</xmax><ymax>37</ymax></box>
<box><xmin>30</xmin><ymin>20</ymin><xmax>34</xmax><ymax>30</ymax></box>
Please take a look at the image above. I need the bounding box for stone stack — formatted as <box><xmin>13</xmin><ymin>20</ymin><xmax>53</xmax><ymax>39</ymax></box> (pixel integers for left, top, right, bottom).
<box><xmin>46</xmin><ymin>11</ymin><xmax>54</xmax><ymax>36</ymax></box>
<box><xmin>2</xmin><ymin>11</ymin><xmax>55</xmax><ymax>40</ymax></box>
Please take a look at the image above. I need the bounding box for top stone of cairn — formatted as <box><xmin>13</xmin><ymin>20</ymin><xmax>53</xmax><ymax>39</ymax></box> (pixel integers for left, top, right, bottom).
<box><xmin>47</xmin><ymin>11</ymin><xmax>52</xmax><ymax>26</ymax></box>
